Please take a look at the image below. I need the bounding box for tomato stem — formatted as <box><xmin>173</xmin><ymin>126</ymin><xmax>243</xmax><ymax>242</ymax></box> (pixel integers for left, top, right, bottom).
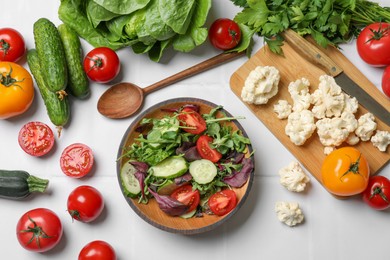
<box><xmin>0</xmin><ymin>39</ymin><xmax>10</xmax><ymax>59</ymax></box>
<box><xmin>340</xmin><ymin>153</ymin><xmax>363</xmax><ymax>180</ymax></box>
<box><xmin>370</xmin><ymin>186</ymin><xmax>390</xmax><ymax>204</ymax></box>
<box><xmin>86</xmin><ymin>56</ymin><xmax>103</xmax><ymax>73</ymax></box>
<box><xmin>19</xmin><ymin>215</ymin><xmax>52</xmax><ymax>248</ymax></box>
<box><xmin>0</xmin><ymin>64</ymin><xmax>25</xmax><ymax>88</ymax></box>
<box><xmin>365</xmin><ymin>23</ymin><xmax>390</xmax><ymax>43</ymax></box>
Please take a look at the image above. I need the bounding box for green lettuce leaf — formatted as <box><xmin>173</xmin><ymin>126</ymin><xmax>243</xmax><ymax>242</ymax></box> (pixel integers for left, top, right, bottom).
<box><xmin>92</xmin><ymin>0</ymin><xmax>150</xmax><ymax>15</ymax></box>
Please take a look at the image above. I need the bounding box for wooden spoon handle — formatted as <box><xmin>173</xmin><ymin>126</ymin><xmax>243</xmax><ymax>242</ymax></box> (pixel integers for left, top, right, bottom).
<box><xmin>144</xmin><ymin>51</ymin><xmax>246</xmax><ymax>94</ymax></box>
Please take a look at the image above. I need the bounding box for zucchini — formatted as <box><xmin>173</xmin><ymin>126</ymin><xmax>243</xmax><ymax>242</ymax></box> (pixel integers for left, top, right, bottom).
<box><xmin>33</xmin><ymin>18</ymin><xmax>68</xmax><ymax>94</ymax></box>
<box><xmin>27</xmin><ymin>49</ymin><xmax>70</xmax><ymax>136</ymax></box>
<box><xmin>58</xmin><ymin>24</ymin><xmax>90</xmax><ymax>99</ymax></box>
<box><xmin>151</xmin><ymin>156</ymin><xmax>188</xmax><ymax>179</ymax></box>
<box><xmin>189</xmin><ymin>159</ymin><xmax>217</xmax><ymax>184</ymax></box>
<box><xmin>0</xmin><ymin>170</ymin><xmax>49</xmax><ymax>200</ymax></box>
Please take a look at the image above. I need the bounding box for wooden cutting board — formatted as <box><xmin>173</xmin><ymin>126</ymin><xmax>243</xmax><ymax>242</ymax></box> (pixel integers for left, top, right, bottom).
<box><xmin>230</xmin><ymin>39</ymin><xmax>390</xmax><ymax>185</ymax></box>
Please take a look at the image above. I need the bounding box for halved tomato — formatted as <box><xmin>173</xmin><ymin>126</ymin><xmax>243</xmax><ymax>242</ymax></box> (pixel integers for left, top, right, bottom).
<box><xmin>18</xmin><ymin>121</ymin><xmax>55</xmax><ymax>157</ymax></box>
<box><xmin>170</xmin><ymin>184</ymin><xmax>200</xmax><ymax>213</ymax></box>
<box><xmin>178</xmin><ymin>107</ymin><xmax>207</xmax><ymax>135</ymax></box>
<box><xmin>60</xmin><ymin>143</ymin><xmax>94</xmax><ymax>178</ymax></box>
<box><xmin>208</xmin><ymin>189</ymin><xmax>237</xmax><ymax>216</ymax></box>
<box><xmin>196</xmin><ymin>135</ymin><xmax>222</xmax><ymax>163</ymax></box>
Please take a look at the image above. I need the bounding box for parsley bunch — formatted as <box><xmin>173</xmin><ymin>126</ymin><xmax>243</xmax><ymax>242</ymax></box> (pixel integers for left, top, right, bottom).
<box><xmin>231</xmin><ymin>0</ymin><xmax>390</xmax><ymax>54</ymax></box>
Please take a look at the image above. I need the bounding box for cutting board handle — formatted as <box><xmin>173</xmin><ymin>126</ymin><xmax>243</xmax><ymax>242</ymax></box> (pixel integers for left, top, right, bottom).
<box><xmin>281</xmin><ymin>29</ymin><xmax>343</xmax><ymax>77</ymax></box>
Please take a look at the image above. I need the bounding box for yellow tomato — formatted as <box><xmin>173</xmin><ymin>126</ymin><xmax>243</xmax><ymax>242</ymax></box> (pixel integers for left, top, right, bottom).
<box><xmin>0</xmin><ymin>61</ymin><xmax>34</xmax><ymax>119</ymax></box>
<box><xmin>321</xmin><ymin>147</ymin><xmax>370</xmax><ymax>196</ymax></box>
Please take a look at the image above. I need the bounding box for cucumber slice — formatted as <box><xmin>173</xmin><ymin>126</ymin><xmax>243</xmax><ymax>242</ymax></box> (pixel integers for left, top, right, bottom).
<box><xmin>189</xmin><ymin>159</ymin><xmax>217</xmax><ymax>184</ymax></box>
<box><xmin>180</xmin><ymin>209</ymin><xmax>197</xmax><ymax>219</ymax></box>
<box><xmin>120</xmin><ymin>162</ymin><xmax>141</xmax><ymax>198</ymax></box>
<box><xmin>151</xmin><ymin>156</ymin><xmax>188</xmax><ymax>179</ymax></box>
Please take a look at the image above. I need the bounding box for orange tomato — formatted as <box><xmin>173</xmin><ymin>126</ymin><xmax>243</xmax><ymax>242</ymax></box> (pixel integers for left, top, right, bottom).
<box><xmin>321</xmin><ymin>147</ymin><xmax>370</xmax><ymax>196</ymax></box>
<box><xmin>0</xmin><ymin>61</ymin><xmax>34</xmax><ymax>119</ymax></box>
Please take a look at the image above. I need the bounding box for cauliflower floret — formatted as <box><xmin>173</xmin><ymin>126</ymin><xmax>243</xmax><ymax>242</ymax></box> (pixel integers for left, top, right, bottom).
<box><xmin>342</xmin><ymin>93</ymin><xmax>359</xmax><ymax>114</ymax></box>
<box><xmin>288</xmin><ymin>78</ymin><xmax>311</xmax><ymax>112</ymax></box>
<box><xmin>279</xmin><ymin>161</ymin><xmax>310</xmax><ymax>192</ymax></box>
<box><xmin>355</xmin><ymin>113</ymin><xmax>377</xmax><ymax>141</ymax></box>
<box><xmin>273</xmin><ymin>100</ymin><xmax>292</xmax><ymax>119</ymax></box>
<box><xmin>311</xmin><ymin>75</ymin><xmax>345</xmax><ymax>119</ymax></box>
<box><xmin>285</xmin><ymin>110</ymin><xmax>316</xmax><ymax>146</ymax></box>
<box><xmin>346</xmin><ymin>133</ymin><xmax>360</xmax><ymax>146</ymax></box>
<box><xmin>324</xmin><ymin>146</ymin><xmax>335</xmax><ymax>155</ymax></box>
<box><xmin>371</xmin><ymin>130</ymin><xmax>390</xmax><ymax>152</ymax></box>
<box><xmin>316</xmin><ymin>112</ymin><xmax>358</xmax><ymax>147</ymax></box>
<box><xmin>275</xmin><ymin>201</ymin><xmax>304</xmax><ymax>227</ymax></box>
<box><xmin>241</xmin><ymin>66</ymin><xmax>280</xmax><ymax>105</ymax></box>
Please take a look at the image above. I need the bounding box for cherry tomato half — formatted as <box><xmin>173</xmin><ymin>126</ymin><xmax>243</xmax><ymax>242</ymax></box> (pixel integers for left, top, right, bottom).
<box><xmin>196</xmin><ymin>135</ymin><xmax>222</xmax><ymax>163</ymax></box>
<box><xmin>67</xmin><ymin>185</ymin><xmax>104</xmax><ymax>223</ymax></box>
<box><xmin>208</xmin><ymin>18</ymin><xmax>242</xmax><ymax>50</ymax></box>
<box><xmin>382</xmin><ymin>65</ymin><xmax>390</xmax><ymax>98</ymax></box>
<box><xmin>362</xmin><ymin>175</ymin><xmax>390</xmax><ymax>210</ymax></box>
<box><xmin>60</xmin><ymin>143</ymin><xmax>94</xmax><ymax>178</ymax></box>
<box><xmin>16</xmin><ymin>208</ymin><xmax>63</xmax><ymax>253</ymax></box>
<box><xmin>18</xmin><ymin>121</ymin><xmax>55</xmax><ymax>157</ymax></box>
<box><xmin>0</xmin><ymin>28</ymin><xmax>26</xmax><ymax>62</ymax></box>
<box><xmin>79</xmin><ymin>240</ymin><xmax>116</xmax><ymax>260</ymax></box>
<box><xmin>208</xmin><ymin>189</ymin><xmax>237</xmax><ymax>216</ymax></box>
<box><xmin>178</xmin><ymin>107</ymin><xmax>207</xmax><ymax>135</ymax></box>
<box><xmin>83</xmin><ymin>47</ymin><xmax>120</xmax><ymax>83</ymax></box>
<box><xmin>321</xmin><ymin>147</ymin><xmax>370</xmax><ymax>196</ymax></box>
<box><xmin>170</xmin><ymin>184</ymin><xmax>200</xmax><ymax>213</ymax></box>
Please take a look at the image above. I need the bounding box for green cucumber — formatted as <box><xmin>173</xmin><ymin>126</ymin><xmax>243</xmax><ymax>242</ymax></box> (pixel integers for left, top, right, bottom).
<box><xmin>27</xmin><ymin>49</ymin><xmax>70</xmax><ymax>135</ymax></box>
<box><xmin>180</xmin><ymin>209</ymin><xmax>196</xmax><ymax>219</ymax></box>
<box><xmin>189</xmin><ymin>159</ymin><xmax>217</xmax><ymax>184</ymax></box>
<box><xmin>33</xmin><ymin>18</ymin><xmax>68</xmax><ymax>93</ymax></box>
<box><xmin>58</xmin><ymin>24</ymin><xmax>90</xmax><ymax>99</ymax></box>
<box><xmin>120</xmin><ymin>161</ymin><xmax>141</xmax><ymax>198</ymax></box>
<box><xmin>151</xmin><ymin>156</ymin><xmax>188</xmax><ymax>179</ymax></box>
<box><xmin>0</xmin><ymin>169</ymin><xmax>49</xmax><ymax>200</ymax></box>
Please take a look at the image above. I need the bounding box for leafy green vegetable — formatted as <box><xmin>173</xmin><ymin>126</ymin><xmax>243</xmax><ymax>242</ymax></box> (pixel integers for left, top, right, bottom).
<box><xmin>231</xmin><ymin>0</ymin><xmax>390</xmax><ymax>54</ymax></box>
<box><xmin>93</xmin><ymin>0</ymin><xmax>150</xmax><ymax>15</ymax></box>
<box><xmin>159</xmin><ymin>0</ymin><xmax>196</xmax><ymax>34</ymax></box>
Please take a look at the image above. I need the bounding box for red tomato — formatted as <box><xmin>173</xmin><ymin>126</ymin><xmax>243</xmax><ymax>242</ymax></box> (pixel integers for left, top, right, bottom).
<box><xmin>362</xmin><ymin>175</ymin><xmax>390</xmax><ymax>210</ymax></box>
<box><xmin>357</xmin><ymin>22</ymin><xmax>390</xmax><ymax>66</ymax></box>
<box><xmin>18</xmin><ymin>121</ymin><xmax>55</xmax><ymax>157</ymax></box>
<box><xmin>196</xmin><ymin>135</ymin><xmax>222</xmax><ymax>163</ymax></box>
<box><xmin>382</xmin><ymin>65</ymin><xmax>390</xmax><ymax>98</ymax></box>
<box><xmin>170</xmin><ymin>184</ymin><xmax>200</xmax><ymax>213</ymax></box>
<box><xmin>208</xmin><ymin>189</ymin><xmax>237</xmax><ymax>216</ymax></box>
<box><xmin>83</xmin><ymin>47</ymin><xmax>120</xmax><ymax>83</ymax></box>
<box><xmin>208</xmin><ymin>18</ymin><xmax>242</xmax><ymax>50</ymax></box>
<box><xmin>16</xmin><ymin>208</ymin><xmax>63</xmax><ymax>252</ymax></box>
<box><xmin>0</xmin><ymin>28</ymin><xmax>26</xmax><ymax>62</ymax></box>
<box><xmin>60</xmin><ymin>143</ymin><xmax>94</xmax><ymax>178</ymax></box>
<box><xmin>67</xmin><ymin>185</ymin><xmax>104</xmax><ymax>223</ymax></box>
<box><xmin>178</xmin><ymin>107</ymin><xmax>207</xmax><ymax>135</ymax></box>
<box><xmin>79</xmin><ymin>240</ymin><xmax>116</xmax><ymax>260</ymax></box>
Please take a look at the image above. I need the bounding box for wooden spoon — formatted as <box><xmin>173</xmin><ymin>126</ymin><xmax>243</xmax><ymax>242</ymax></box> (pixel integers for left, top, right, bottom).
<box><xmin>97</xmin><ymin>51</ymin><xmax>245</xmax><ymax>119</ymax></box>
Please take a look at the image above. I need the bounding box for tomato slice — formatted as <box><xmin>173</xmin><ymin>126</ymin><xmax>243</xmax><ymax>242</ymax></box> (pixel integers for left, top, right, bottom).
<box><xmin>170</xmin><ymin>184</ymin><xmax>200</xmax><ymax>213</ymax></box>
<box><xmin>208</xmin><ymin>189</ymin><xmax>237</xmax><ymax>216</ymax></box>
<box><xmin>178</xmin><ymin>107</ymin><xmax>207</xmax><ymax>135</ymax></box>
<box><xmin>60</xmin><ymin>143</ymin><xmax>94</xmax><ymax>178</ymax></box>
<box><xmin>196</xmin><ymin>135</ymin><xmax>222</xmax><ymax>163</ymax></box>
<box><xmin>18</xmin><ymin>121</ymin><xmax>55</xmax><ymax>157</ymax></box>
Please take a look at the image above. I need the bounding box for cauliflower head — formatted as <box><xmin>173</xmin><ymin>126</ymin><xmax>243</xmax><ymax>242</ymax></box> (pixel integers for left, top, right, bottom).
<box><xmin>288</xmin><ymin>78</ymin><xmax>311</xmax><ymax>112</ymax></box>
<box><xmin>241</xmin><ymin>66</ymin><xmax>280</xmax><ymax>105</ymax></box>
<box><xmin>275</xmin><ymin>201</ymin><xmax>304</xmax><ymax>227</ymax></box>
<box><xmin>355</xmin><ymin>113</ymin><xmax>377</xmax><ymax>141</ymax></box>
<box><xmin>273</xmin><ymin>100</ymin><xmax>292</xmax><ymax>119</ymax></box>
<box><xmin>279</xmin><ymin>161</ymin><xmax>310</xmax><ymax>192</ymax></box>
<box><xmin>285</xmin><ymin>110</ymin><xmax>316</xmax><ymax>146</ymax></box>
<box><xmin>371</xmin><ymin>130</ymin><xmax>390</xmax><ymax>152</ymax></box>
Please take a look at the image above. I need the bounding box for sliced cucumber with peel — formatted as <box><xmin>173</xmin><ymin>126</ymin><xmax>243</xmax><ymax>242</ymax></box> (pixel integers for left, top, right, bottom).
<box><xmin>189</xmin><ymin>159</ymin><xmax>217</xmax><ymax>184</ymax></box>
<box><xmin>151</xmin><ymin>156</ymin><xmax>188</xmax><ymax>179</ymax></box>
<box><xmin>120</xmin><ymin>161</ymin><xmax>141</xmax><ymax>198</ymax></box>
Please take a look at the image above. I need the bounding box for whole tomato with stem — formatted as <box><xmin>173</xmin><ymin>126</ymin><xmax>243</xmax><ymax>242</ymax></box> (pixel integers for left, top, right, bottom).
<box><xmin>0</xmin><ymin>28</ymin><xmax>26</xmax><ymax>62</ymax></box>
<box><xmin>356</xmin><ymin>22</ymin><xmax>390</xmax><ymax>67</ymax></box>
<box><xmin>79</xmin><ymin>240</ymin><xmax>116</xmax><ymax>260</ymax></box>
<box><xmin>209</xmin><ymin>18</ymin><xmax>242</xmax><ymax>50</ymax></box>
<box><xmin>0</xmin><ymin>61</ymin><xmax>34</xmax><ymax>119</ymax></box>
<box><xmin>362</xmin><ymin>175</ymin><xmax>390</xmax><ymax>210</ymax></box>
<box><xmin>16</xmin><ymin>208</ymin><xmax>63</xmax><ymax>252</ymax></box>
<box><xmin>321</xmin><ymin>147</ymin><xmax>370</xmax><ymax>196</ymax></box>
<box><xmin>83</xmin><ymin>47</ymin><xmax>120</xmax><ymax>83</ymax></box>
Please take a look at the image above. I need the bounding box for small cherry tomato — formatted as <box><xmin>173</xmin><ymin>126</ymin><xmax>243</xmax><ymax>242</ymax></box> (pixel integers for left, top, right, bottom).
<box><xmin>208</xmin><ymin>18</ymin><xmax>242</xmax><ymax>50</ymax></box>
<box><xmin>60</xmin><ymin>143</ymin><xmax>94</xmax><ymax>178</ymax></box>
<box><xmin>382</xmin><ymin>65</ymin><xmax>390</xmax><ymax>98</ymax></box>
<box><xmin>79</xmin><ymin>240</ymin><xmax>116</xmax><ymax>260</ymax></box>
<box><xmin>18</xmin><ymin>121</ymin><xmax>55</xmax><ymax>157</ymax></box>
<box><xmin>16</xmin><ymin>208</ymin><xmax>63</xmax><ymax>253</ymax></box>
<box><xmin>67</xmin><ymin>185</ymin><xmax>104</xmax><ymax>223</ymax></box>
<box><xmin>0</xmin><ymin>61</ymin><xmax>34</xmax><ymax>119</ymax></box>
<box><xmin>196</xmin><ymin>135</ymin><xmax>222</xmax><ymax>163</ymax></box>
<box><xmin>83</xmin><ymin>47</ymin><xmax>120</xmax><ymax>83</ymax></box>
<box><xmin>208</xmin><ymin>189</ymin><xmax>237</xmax><ymax>216</ymax></box>
<box><xmin>0</xmin><ymin>28</ymin><xmax>26</xmax><ymax>62</ymax></box>
<box><xmin>177</xmin><ymin>107</ymin><xmax>207</xmax><ymax>135</ymax></box>
<box><xmin>321</xmin><ymin>147</ymin><xmax>370</xmax><ymax>196</ymax></box>
<box><xmin>362</xmin><ymin>175</ymin><xmax>390</xmax><ymax>210</ymax></box>
<box><xmin>170</xmin><ymin>184</ymin><xmax>200</xmax><ymax>213</ymax></box>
